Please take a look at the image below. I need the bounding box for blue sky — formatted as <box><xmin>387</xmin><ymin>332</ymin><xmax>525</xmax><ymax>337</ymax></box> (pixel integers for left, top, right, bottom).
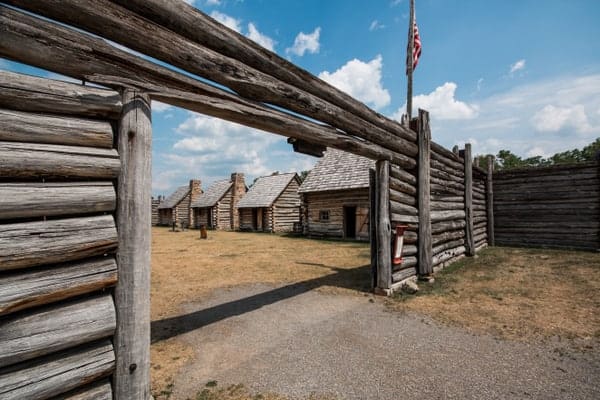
<box><xmin>1</xmin><ymin>0</ymin><xmax>599</xmax><ymax>196</ymax></box>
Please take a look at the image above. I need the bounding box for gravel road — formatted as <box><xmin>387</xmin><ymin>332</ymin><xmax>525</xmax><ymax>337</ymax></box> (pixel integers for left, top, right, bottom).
<box><xmin>165</xmin><ymin>283</ymin><xmax>600</xmax><ymax>400</ymax></box>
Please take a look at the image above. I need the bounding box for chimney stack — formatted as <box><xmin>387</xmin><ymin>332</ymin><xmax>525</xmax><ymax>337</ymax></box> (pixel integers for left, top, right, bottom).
<box><xmin>230</xmin><ymin>172</ymin><xmax>246</xmax><ymax>230</ymax></box>
<box><xmin>189</xmin><ymin>179</ymin><xmax>202</xmax><ymax>227</ymax></box>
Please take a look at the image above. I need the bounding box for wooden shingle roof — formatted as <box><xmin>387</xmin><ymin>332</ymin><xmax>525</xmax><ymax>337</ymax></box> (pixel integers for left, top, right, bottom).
<box><xmin>237</xmin><ymin>173</ymin><xmax>298</xmax><ymax>208</ymax></box>
<box><xmin>298</xmin><ymin>148</ymin><xmax>375</xmax><ymax>193</ymax></box>
<box><xmin>191</xmin><ymin>179</ymin><xmax>232</xmax><ymax>208</ymax></box>
<box><xmin>157</xmin><ymin>185</ymin><xmax>190</xmax><ymax>209</ymax></box>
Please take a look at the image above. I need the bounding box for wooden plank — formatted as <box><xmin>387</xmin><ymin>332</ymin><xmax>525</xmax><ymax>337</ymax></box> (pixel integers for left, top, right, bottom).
<box><xmin>114</xmin><ymin>89</ymin><xmax>152</xmax><ymax>399</ymax></box>
<box><xmin>51</xmin><ymin>380</ymin><xmax>112</xmax><ymax>400</ymax></box>
<box><xmin>417</xmin><ymin>111</ymin><xmax>432</xmax><ymax>276</ymax></box>
<box><xmin>0</xmin><ymin>294</ymin><xmax>116</xmax><ymax>368</ymax></box>
<box><xmin>0</xmin><ymin>2</ymin><xmax>418</xmax><ymax>160</ymax></box>
<box><xmin>0</xmin><ymin>341</ymin><xmax>115</xmax><ymax>400</ymax></box>
<box><xmin>0</xmin><ymin>256</ymin><xmax>117</xmax><ymax>317</ymax></box>
<box><xmin>0</xmin><ymin>109</ymin><xmax>114</xmax><ymax>148</ymax></box>
<box><xmin>0</xmin><ymin>70</ymin><xmax>121</xmax><ymax>119</ymax></box>
<box><xmin>389</xmin><ymin>189</ymin><xmax>417</xmax><ymax>206</ymax></box>
<box><xmin>390</xmin><ymin>200</ymin><xmax>418</xmax><ymax>216</ymax></box>
<box><xmin>0</xmin><ymin>182</ymin><xmax>115</xmax><ymax>220</ymax></box>
<box><xmin>369</xmin><ymin>169</ymin><xmax>377</xmax><ymax>289</ymax></box>
<box><xmin>463</xmin><ymin>144</ymin><xmax>475</xmax><ymax>256</ymax></box>
<box><xmin>112</xmin><ymin>0</ymin><xmax>417</xmax><ymax>144</ymax></box>
<box><xmin>376</xmin><ymin>160</ymin><xmax>392</xmax><ymax>291</ymax></box>
<box><xmin>0</xmin><ymin>141</ymin><xmax>120</xmax><ymax>179</ymax></box>
<box><xmin>0</xmin><ymin>215</ymin><xmax>117</xmax><ymax>271</ymax></box>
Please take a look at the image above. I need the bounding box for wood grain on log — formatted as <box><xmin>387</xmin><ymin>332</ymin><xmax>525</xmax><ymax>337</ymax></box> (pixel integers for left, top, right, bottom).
<box><xmin>0</xmin><ymin>215</ymin><xmax>118</xmax><ymax>271</ymax></box>
<box><xmin>417</xmin><ymin>111</ymin><xmax>432</xmax><ymax>276</ymax></box>
<box><xmin>463</xmin><ymin>144</ymin><xmax>475</xmax><ymax>256</ymax></box>
<box><xmin>390</xmin><ymin>200</ymin><xmax>418</xmax><ymax>216</ymax></box>
<box><xmin>51</xmin><ymin>380</ymin><xmax>112</xmax><ymax>400</ymax></box>
<box><xmin>432</xmin><ymin>220</ymin><xmax>466</xmax><ymax>234</ymax></box>
<box><xmin>0</xmin><ymin>70</ymin><xmax>121</xmax><ymax>119</ymax></box>
<box><xmin>0</xmin><ymin>294</ymin><xmax>116</xmax><ymax>368</ymax></box>
<box><xmin>114</xmin><ymin>89</ymin><xmax>152</xmax><ymax>399</ymax></box>
<box><xmin>376</xmin><ymin>160</ymin><xmax>392</xmax><ymax>290</ymax></box>
<box><xmin>0</xmin><ymin>109</ymin><xmax>113</xmax><ymax>148</ymax></box>
<box><xmin>0</xmin><ymin>141</ymin><xmax>120</xmax><ymax>179</ymax></box>
<box><xmin>390</xmin><ymin>165</ymin><xmax>417</xmax><ymax>185</ymax></box>
<box><xmin>0</xmin><ymin>341</ymin><xmax>115</xmax><ymax>400</ymax></box>
<box><xmin>431</xmin><ymin>210</ymin><xmax>466</xmax><ymax>222</ymax></box>
<box><xmin>0</xmin><ymin>182</ymin><xmax>115</xmax><ymax>220</ymax></box>
<box><xmin>389</xmin><ymin>189</ymin><xmax>416</xmax><ymax>206</ymax></box>
<box><xmin>390</xmin><ymin>176</ymin><xmax>417</xmax><ymax>195</ymax></box>
<box><xmin>0</xmin><ymin>256</ymin><xmax>117</xmax><ymax>317</ymax></box>
<box><xmin>392</xmin><ymin>266</ymin><xmax>417</xmax><ymax>283</ymax></box>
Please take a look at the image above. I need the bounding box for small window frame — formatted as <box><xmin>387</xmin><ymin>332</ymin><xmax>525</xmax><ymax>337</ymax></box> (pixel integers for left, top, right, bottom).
<box><xmin>319</xmin><ymin>210</ymin><xmax>330</xmax><ymax>222</ymax></box>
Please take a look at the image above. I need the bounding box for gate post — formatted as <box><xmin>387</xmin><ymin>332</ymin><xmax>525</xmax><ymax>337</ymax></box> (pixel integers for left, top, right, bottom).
<box><xmin>486</xmin><ymin>155</ymin><xmax>495</xmax><ymax>246</ymax></box>
<box><xmin>375</xmin><ymin>160</ymin><xmax>392</xmax><ymax>291</ymax></box>
<box><xmin>417</xmin><ymin>109</ymin><xmax>433</xmax><ymax>277</ymax></box>
<box><xmin>115</xmin><ymin>89</ymin><xmax>152</xmax><ymax>399</ymax></box>
<box><xmin>464</xmin><ymin>143</ymin><xmax>475</xmax><ymax>256</ymax></box>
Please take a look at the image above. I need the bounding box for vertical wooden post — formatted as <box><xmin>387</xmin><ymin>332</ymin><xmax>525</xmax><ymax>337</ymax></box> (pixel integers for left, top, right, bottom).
<box><xmin>417</xmin><ymin>109</ymin><xmax>432</xmax><ymax>276</ymax></box>
<box><xmin>115</xmin><ymin>89</ymin><xmax>152</xmax><ymax>400</ymax></box>
<box><xmin>376</xmin><ymin>160</ymin><xmax>391</xmax><ymax>291</ymax></box>
<box><xmin>464</xmin><ymin>143</ymin><xmax>475</xmax><ymax>256</ymax></box>
<box><xmin>369</xmin><ymin>168</ymin><xmax>377</xmax><ymax>289</ymax></box>
<box><xmin>486</xmin><ymin>155</ymin><xmax>495</xmax><ymax>246</ymax></box>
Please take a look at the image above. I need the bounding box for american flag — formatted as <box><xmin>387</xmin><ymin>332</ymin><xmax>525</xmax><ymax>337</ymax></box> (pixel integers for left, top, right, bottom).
<box><xmin>407</xmin><ymin>20</ymin><xmax>422</xmax><ymax>73</ymax></box>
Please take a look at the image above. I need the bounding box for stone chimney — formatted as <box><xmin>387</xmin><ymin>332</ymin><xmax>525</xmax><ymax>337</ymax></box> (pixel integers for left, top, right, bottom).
<box><xmin>230</xmin><ymin>172</ymin><xmax>246</xmax><ymax>230</ymax></box>
<box><xmin>188</xmin><ymin>179</ymin><xmax>202</xmax><ymax>227</ymax></box>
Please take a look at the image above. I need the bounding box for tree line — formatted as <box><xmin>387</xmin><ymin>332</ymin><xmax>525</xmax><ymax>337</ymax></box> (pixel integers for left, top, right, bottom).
<box><xmin>477</xmin><ymin>137</ymin><xmax>600</xmax><ymax>171</ymax></box>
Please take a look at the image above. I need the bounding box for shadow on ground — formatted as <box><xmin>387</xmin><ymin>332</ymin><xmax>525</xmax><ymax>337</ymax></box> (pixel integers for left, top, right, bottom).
<box><xmin>151</xmin><ymin>264</ymin><xmax>371</xmax><ymax>343</ymax></box>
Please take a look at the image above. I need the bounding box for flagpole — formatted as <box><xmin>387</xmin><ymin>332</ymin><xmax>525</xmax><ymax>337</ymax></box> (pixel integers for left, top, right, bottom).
<box><xmin>406</xmin><ymin>0</ymin><xmax>415</xmax><ymax>121</ymax></box>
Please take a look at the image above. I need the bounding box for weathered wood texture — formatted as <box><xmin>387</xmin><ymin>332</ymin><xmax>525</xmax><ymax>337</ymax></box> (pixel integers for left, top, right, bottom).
<box><xmin>493</xmin><ymin>162</ymin><xmax>599</xmax><ymax>251</ymax></box>
<box><xmin>114</xmin><ymin>89</ymin><xmax>152</xmax><ymax>399</ymax></box>
<box><xmin>0</xmin><ymin>257</ymin><xmax>117</xmax><ymax>317</ymax></box>
<box><xmin>0</xmin><ymin>141</ymin><xmax>120</xmax><ymax>179</ymax></box>
<box><xmin>0</xmin><ymin>341</ymin><xmax>115</xmax><ymax>400</ymax></box>
<box><xmin>0</xmin><ymin>4</ymin><xmax>415</xmax><ymax>169</ymax></box>
<box><xmin>417</xmin><ymin>111</ymin><xmax>432</xmax><ymax>276</ymax></box>
<box><xmin>0</xmin><ymin>182</ymin><xmax>116</xmax><ymax>220</ymax></box>
<box><xmin>0</xmin><ymin>215</ymin><xmax>118</xmax><ymax>271</ymax></box>
<box><xmin>51</xmin><ymin>380</ymin><xmax>112</xmax><ymax>400</ymax></box>
<box><xmin>272</xmin><ymin>179</ymin><xmax>301</xmax><ymax>233</ymax></box>
<box><xmin>0</xmin><ymin>294</ymin><xmax>116</xmax><ymax>368</ymax></box>
<box><xmin>0</xmin><ymin>109</ymin><xmax>114</xmax><ymax>148</ymax></box>
<box><xmin>304</xmin><ymin>189</ymin><xmax>370</xmax><ymax>240</ymax></box>
<box><xmin>376</xmin><ymin>160</ymin><xmax>392</xmax><ymax>290</ymax></box>
<box><xmin>463</xmin><ymin>144</ymin><xmax>475</xmax><ymax>256</ymax></box>
<box><xmin>0</xmin><ymin>70</ymin><xmax>121</xmax><ymax>119</ymax></box>
<box><xmin>369</xmin><ymin>169</ymin><xmax>378</xmax><ymax>288</ymax></box>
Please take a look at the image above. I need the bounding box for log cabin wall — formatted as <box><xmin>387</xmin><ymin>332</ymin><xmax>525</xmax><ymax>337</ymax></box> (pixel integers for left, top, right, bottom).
<box><xmin>151</xmin><ymin>196</ymin><xmax>162</xmax><ymax>226</ymax></box>
<box><xmin>272</xmin><ymin>178</ymin><xmax>301</xmax><ymax>233</ymax></box>
<box><xmin>0</xmin><ymin>71</ymin><xmax>122</xmax><ymax>399</ymax></box>
<box><xmin>493</xmin><ymin>162</ymin><xmax>599</xmax><ymax>251</ymax></box>
<box><xmin>304</xmin><ymin>189</ymin><xmax>370</xmax><ymax>240</ymax></box>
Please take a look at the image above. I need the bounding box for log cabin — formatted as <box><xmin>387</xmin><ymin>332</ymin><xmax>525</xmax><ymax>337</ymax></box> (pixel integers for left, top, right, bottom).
<box><xmin>191</xmin><ymin>172</ymin><xmax>246</xmax><ymax>230</ymax></box>
<box><xmin>157</xmin><ymin>179</ymin><xmax>202</xmax><ymax>227</ymax></box>
<box><xmin>299</xmin><ymin>148</ymin><xmax>374</xmax><ymax>240</ymax></box>
<box><xmin>151</xmin><ymin>195</ymin><xmax>163</xmax><ymax>226</ymax></box>
<box><xmin>236</xmin><ymin>172</ymin><xmax>301</xmax><ymax>233</ymax></box>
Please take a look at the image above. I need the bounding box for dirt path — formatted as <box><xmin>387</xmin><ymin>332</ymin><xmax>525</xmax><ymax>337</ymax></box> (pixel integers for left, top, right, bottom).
<box><xmin>166</xmin><ymin>283</ymin><xmax>600</xmax><ymax>400</ymax></box>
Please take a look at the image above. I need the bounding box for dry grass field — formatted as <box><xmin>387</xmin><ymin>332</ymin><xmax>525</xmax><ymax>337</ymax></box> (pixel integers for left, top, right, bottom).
<box><xmin>150</xmin><ymin>227</ymin><xmax>600</xmax><ymax>399</ymax></box>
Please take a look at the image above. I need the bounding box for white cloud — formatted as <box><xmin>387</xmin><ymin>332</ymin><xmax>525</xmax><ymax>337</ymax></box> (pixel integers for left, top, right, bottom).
<box><xmin>210</xmin><ymin>11</ymin><xmax>242</xmax><ymax>33</ymax></box>
<box><xmin>206</xmin><ymin>0</ymin><xmax>221</xmax><ymax>5</ymax></box>
<box><xmin>152</xmin><ymin>101</ymin><xmax>173</xmax><ymax>113</ymax></box>
<box><xmin>531</xmin><ymin>104</ymin><xmax>593</xmax><ymax>134</ymax></box>
<box><xmin>369</xmin><ymin>20</ymin><xmax>385</xmax><ymax>31</ymax></box>
<box><xmin>476</xmin><ymin>78</ymin><xmax>484</xmax><ymax>92</ymax></box>
<box><xmin>390</xmin><ymin>0</ymin><xmax>403</xmax><ymax>6</ymax></box>
<box><xmin>286</xmin><ymin>27</ymin><xmax>321</xmax><ymax>57</ymax></box>
<box><xmin>318</xmin><ymin>55</ymin><xmax>391</xmax><ymax>110</ymax></box>
<box><xmin>246</xmin><ymin>23</ymin><xmax>276</xmax><ymax>51</ymax></box>
<box><xmin>393</xmin><ymin>82</ymin><xmax>479</xmax><ymax>120</ymax></box>
<box><xmin>509</xmin><ymin>59</ymin><xmax>526</xmax><ymax>74</ymax></box>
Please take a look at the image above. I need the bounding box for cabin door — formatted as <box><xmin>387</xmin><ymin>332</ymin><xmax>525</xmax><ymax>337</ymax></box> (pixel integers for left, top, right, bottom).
<box><xmin>343</xmin><ymin>206</ymin><xmax>357</xmax><ymax>239</ymax></box>
<box><xmin>256</xmin><ymin>208</ymin><xmax>263</xmax><ymax>231</ymax></box>
<box><xmin>356</xmin><ymin>207</ymin><xmax>369</xmax><ymax>239</ymax></box>
<box><xmin>207</xmin><ymin>208</ymin><xmax>213</xmax><ymax>229</ymax></box>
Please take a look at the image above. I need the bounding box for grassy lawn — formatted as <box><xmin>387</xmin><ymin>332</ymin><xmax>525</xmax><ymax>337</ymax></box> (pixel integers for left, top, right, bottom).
<box><xmin>389</xmin><ymin>246</ymin><xmax>600</xmax><ymax>345</ymax></box>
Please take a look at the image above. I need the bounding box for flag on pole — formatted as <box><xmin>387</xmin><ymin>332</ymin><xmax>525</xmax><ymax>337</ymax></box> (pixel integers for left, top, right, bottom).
<box><xmin>406</xmin><ymin>20</ymin><xmax>422</xmax><ymax>74</ymax></box>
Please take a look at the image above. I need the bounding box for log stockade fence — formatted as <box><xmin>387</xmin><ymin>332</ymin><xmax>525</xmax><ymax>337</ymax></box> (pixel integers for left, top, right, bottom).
<box><xmin>0</xmin><ymin>1</ymin><xmax>592</xmax><ymax>399</ymax></box>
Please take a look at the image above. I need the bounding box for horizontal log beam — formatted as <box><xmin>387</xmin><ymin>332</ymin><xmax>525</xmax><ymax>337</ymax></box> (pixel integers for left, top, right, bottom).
<box><xmin>0</xmin><ymin>182</ymin><xmax>116</xmax><ymax>220</ymax></box>
<box><xmin>0</xmin><ymin>70</ymin><xmax>121</xmax><ymax>119</ymax></box>
<box><xmin>389</xmin><ymin>189</ymin><xmax>416</xmax><ymax>206</ymax></box>
<box><xmin>432</xmin><ymin>210</ymin><xmax>466</xmax><ymax>222</ymax></box>
<box><xmin>390</xmin><ymin>176</ymin><xmax>417</xmax><ymax>196</ymax></box>
<box><xmin>0</xmin><ymin>341</ymin><xmax>115</xmax><ymax>400</ymax></box>
<box><xmin>390</xmin><ymin>165</ymin><xmax>417</xmax><ymax>185</ymax></box>
<box><xmin>390</xmin><ymin>200</ymin><xmax>418</xmax><ymax>216</ymax></box>
<box><xmin>0</xmin><ymin>294</ymin><xmax>116</xmax><ymax>368</ymax></box>
<box><xmin>0</xmin><ymin>215</ymin><xmax>118</xmax><ymax>271</ymax></box>
<box><xmin>433</xmin><ymin>246</ymin><xmax>466</xmax><ymax>267</ymax></box>
<box><xmin>0</xmin><ymin>256</ymin><xmax>117</xmax><ymax>317</ymax></box>
<box><xmin>1</xmin><ymin>2</ymin><xmax>418</xmax><ymax>159</ymax></box>
<box><xmin>0</xmin><ymin>109</ymin><xmax>113</xmax><ymax>148</ymax></box>
<box><xmin>392</xmin><ymin>266</ymin><xmax>417</xmax><ymax>283</ymax></box>
<box><xmin>432</xmin><ymin>220</ymin><xmax>466</xmax><ymax>233</ymax></box>
<box><xmin>0</xmin><ymin>141</ymin><xmax>120</xmax><ymax>180</ymax></box>
<box><xmin>53</xmin><ymin>380</ymin><xmax>113</xmax><ymax>400</ymax></box>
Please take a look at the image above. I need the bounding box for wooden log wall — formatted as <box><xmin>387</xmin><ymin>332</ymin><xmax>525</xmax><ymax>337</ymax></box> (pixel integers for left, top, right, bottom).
<box><xmin>493</xmin><ymin>162</ymin><xmax>599</xmax><ymax>251</ymax></box>
<box><xmin>272</xmin><ymin>179</ymin><xmax>301</xmax><ymax>233</ymax></box>
<box><xmin>0</xmin><ymin>71</ymin><xmax>121</xmax><ymax>399</ymax></box>
<box><xmin>151</xmin><ymin>197</ymin><xmax>161</xmax><ymax>226</ymax></box>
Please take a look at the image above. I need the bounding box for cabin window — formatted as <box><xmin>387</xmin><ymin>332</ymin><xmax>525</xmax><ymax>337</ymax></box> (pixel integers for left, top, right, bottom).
<box><xmin>319</xmin><ymin>210</ymin><xmax>330</xmax><ymax>222</ymax></box>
